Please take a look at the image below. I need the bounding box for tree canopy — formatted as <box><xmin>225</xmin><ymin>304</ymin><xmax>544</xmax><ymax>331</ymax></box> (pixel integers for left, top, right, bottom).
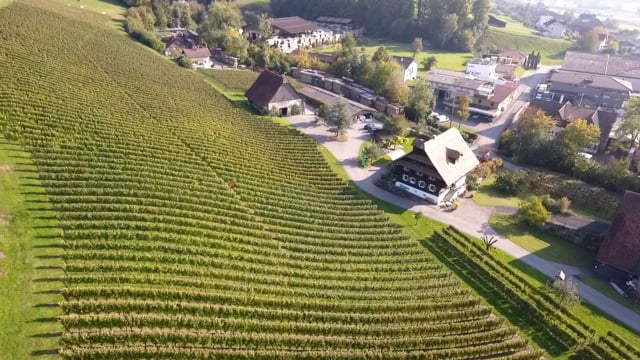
<box><xmin>199</xmin><ymin>2</ymin><xmax>246</xmax><ymax>49</ymax></box>
<box><xmin>324</xmin><ymin>98</ymin><xmax>353</xmax><ymax>136</ymax></box>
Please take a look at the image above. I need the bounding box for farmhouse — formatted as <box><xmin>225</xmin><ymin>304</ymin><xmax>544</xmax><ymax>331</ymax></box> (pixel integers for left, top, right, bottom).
<box><xmin>245</xmin><ymin>70</ymin><xmax>304</xmax><ymax>116</ymax></box>
<box><xmin>162</xmin><ymin>30</ymin><xmax>201</xmax><ymax>56</ymax></box>
<box><xmin>392</xmin><ymin>128</ymin><xmax>479</xmax><ymax>205</ymax></box>
<box><xmin>182</xmin><ymin>47</ymin><xmax>212</xmax><ymax>69</ymax></box>
<box><xmin>540</xmin><ymin>18</ymin><xmax>567</xmax><ymax>39</ymax></box>
<box><xmin>393</xmin><ymin>56</ymin><xmax>418</xmax><ymax>82</ymax></box>
<box><xmin>597</xmin><ymin>191</ymin><xmax>640</xmax><ymax>277</ymax></box>
<box><xmin>425</xmin><ymin>69</ymin><xmax>517</xmax><ymax>119</ymax></box>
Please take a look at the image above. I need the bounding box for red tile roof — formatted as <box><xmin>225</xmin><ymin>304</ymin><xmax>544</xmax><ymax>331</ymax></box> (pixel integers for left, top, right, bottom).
<box><xmin>489</xmin><ymin>82</ymin><xmax>518</xmax><ymax>104</ymax></box>
<box><xmin>597</xmin><ymin>191</ymin><xmax>640</xmax><ymax>276</ymax></box>
<box><xmin>182</xmin><ymin>47</ymin><xmax>211</xmax><ymax>59</ymax></box>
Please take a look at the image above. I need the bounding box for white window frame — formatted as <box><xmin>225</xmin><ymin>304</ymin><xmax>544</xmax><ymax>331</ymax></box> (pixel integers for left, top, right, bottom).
<box><xmin>416</xmin><ymin>171</ymin><xmax>423</xmax><ymax>176</ymax></box>
<box><xmin>428</xmin><ymin>184</ymin><xmax>437</xmax><ymax>192</ymax></box>
<box><xmin>402</xmin><ymin>174</ymin><xmax>409</xmax><ymax>182</ymax></box>
<box><xmin>418</xmin><ymin>180</ymin><xmax>426</xmax><ymax>189</ymax></box>
<box><xmin>409</xmin><ymin>177</ymin><xmax>416</xmax><ymax>185</ymax></box>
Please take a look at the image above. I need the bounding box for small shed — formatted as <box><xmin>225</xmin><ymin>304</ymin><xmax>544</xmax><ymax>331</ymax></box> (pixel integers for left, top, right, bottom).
<box><xmin>245</xmin><ymin>70</ymin><xmax>304</xmax><ymax>116</ymax></box>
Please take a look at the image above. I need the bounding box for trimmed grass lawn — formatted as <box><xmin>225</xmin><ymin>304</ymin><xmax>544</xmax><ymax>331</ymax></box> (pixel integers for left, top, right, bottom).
<box><xmin>490</xmin><ymin>15</ymin><xmax>538</xmax><ymax>36</ymax></box>
<box><xmin>317</xmin><ymin>38</ymin><xmax>472</xmax><ymax>73</ymax></box>
<box><xmin>490</xmin><ymin>214</ymin><xmax>594</xmax><ymax>268</ymax></box>
<box><xmin>580</xmin><ymin>275</ymin><xmax>640</xmax><ymax>315</ymax></box>
<box><xmin>0</xmin><ymin>141</ymin><xmax>64</xmax><ymax>360</ymax></box>
<box><xmin>472</xmin><ymin>174</ymin><xmax>530</xmax><ymax>208</ymax></box>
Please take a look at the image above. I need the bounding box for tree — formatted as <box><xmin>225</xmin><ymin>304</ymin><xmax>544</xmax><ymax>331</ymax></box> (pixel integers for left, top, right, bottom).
<box><xmin>423</xmin><ymin>56</ymin><xmax>438</xmax><ymax>71</ymax></box>
<box><xmin>550</xmin><ymin>277</ymin><xmax>580</xmax><ymax>306</ymax></box>
<box><xmin>372</xmin><ymin>46</ymin><xmax>392</xmax><ymax>62</ymax></box>
<box><xmin>616</xmin><ymin>97</ymin><xmax>640</xmax><ymax>153</ymax></box>
<box><xmin>440</xmin><ymin>14</ymin><xmax>459</xmax><ymax>47</ymax></box>
<box><xmin>471</xmin><ymin>0</ymin><xmax>491</xmax><ymax>32</ymax></box>
<box><xmin>453</xmin><ymin>93</ymin><xmax>471</xmax><ymax>129</ymax></box>
<box><xmin>199</xmin><ymin>2</ymin><xmax>245</xmax><ymax>49</ymax></box>
<box><xmin>223</xmin><ymin>28</ymin><xmax>249</xmax><ymax>60</ymax></box>
<box><xmin>257</xmin><ymin>13</ymin><xmax>274</xmax><ymax>44</ymax></box>
<box><xmin>175</xmin><ymin>55</ymin><xmax>192</xmax><ymax>69</ymax></box>
<box><xmin>383</xmin><ymin>71</ymin><xmax>409</xmax><ymax>104</ymax></box>
<box><xmin>518</xmin><ymin>196</ymin><xmax>549</xmax><ymax>226</ymax></box>
<box><xmin>171</xmin><ymin>2</ymin><xmax>195</xmax><ymax>29</ymax></box>
<box><xmin>410</xmin><ymin>37</ymin><xmax>423</xmax><ymax>59</ymax></box>
<box><xmin>406</xmin><ymin>79</ymin><xmax>434</xmax><ymax>123</ymax></box>
<box><xmin>383</xmin><ymin>115</ymin><xmax>409</xmax><ymax>137</ymax></box>
<box><xmin>324</xmin><ymin>98</ymin><xmax>352</xmax><ymax>136</ymax></box>
<box><xmin>512</xmin><ymin>108</ymin><xmax>555</xmax><ymax>161</ymax></box>
<box><xmin>481</xmin><ymin>232</ymin><xmax>498</xmax><ymax>252</ymax></box>
<box><xmin>556</xmin><ymin>119</ymin><xmax>600</xmax><ymax>157</ymax></box>
<box><xmin>413</xmin><ymin>211</ymin><xmax>423</xmax><ymax>225</ymax></box>
<box><xmin>575</xmin><ymin>30</ymin><xmax>601</xmax><ymax>53</ymax></box>
<box><xmin>151</xmin><ymin>0</ymin><xmax>170</xmax><ymax>28</ymax></box>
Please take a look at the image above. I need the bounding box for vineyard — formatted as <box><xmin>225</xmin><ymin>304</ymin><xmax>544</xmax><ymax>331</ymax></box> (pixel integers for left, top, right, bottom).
<box><xmin>0</xmin><ymin>1</ymin><xmax>542</xmax><ymax>359</ymax></box>
<box><xmin>201</xmin><ymin>69</ymin><xmax>259</xmax><ymax>92</ymax></box>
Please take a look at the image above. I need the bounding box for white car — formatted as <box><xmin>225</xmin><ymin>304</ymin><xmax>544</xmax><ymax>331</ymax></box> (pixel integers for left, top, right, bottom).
<box><xmin>431</xmin><ymin>112</ymin><xmax>449</xmax><ymax>123</ymax></box>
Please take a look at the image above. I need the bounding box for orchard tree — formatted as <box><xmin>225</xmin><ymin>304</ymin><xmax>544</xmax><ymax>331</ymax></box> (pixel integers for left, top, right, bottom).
<box><xmin>551</xmin><ymin>277</ymin><xmax>581</xmax><ymax>306</ymax></box>
<box><xmin>454</xmin><ymin>93</ymin><xmax>471</xmax><ymax>129</ymax></box>
<box><xmin>325</xmin><ymin>98</ymin><xmax>353</xmax><ymax>136</ymax></box>
<box><xmin>199</xmin><ymin>2</ymin><xmax>245</xmax><ymax>49</ymax></box>
<box><xmin>410</xmin><ymin>37</ymin><xmax>423</xmax><ymax>59</ymax></box>
<box><xmin>406</xmin><ymin>79</ymin><xmax>435</xmax><ymax>123</ymax></box>
<box><xmin>616</xmin><ymin>97</ymin><xmax>640</xmax><ymax>153</ymax></box>
<box><xmin>557</xmin><ymin>118</ymin><xmax>600</xmax><ymax>156</ymax></box>
<box><xmin>423</xmin><ymin>56</ymin><xmax>438</xmax><ymax>70</ymax></box>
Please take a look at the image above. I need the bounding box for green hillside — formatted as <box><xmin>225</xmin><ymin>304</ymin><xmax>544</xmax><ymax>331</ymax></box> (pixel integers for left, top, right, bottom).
<box><xmin>0</xmin><ymin>1</ymin><xmax>540</xmax><ymax>359</ymax></box>
<box><xmin>477</xmin><ymin>28</ymin><xmax>571</xmax><ymax>65</ymax></box>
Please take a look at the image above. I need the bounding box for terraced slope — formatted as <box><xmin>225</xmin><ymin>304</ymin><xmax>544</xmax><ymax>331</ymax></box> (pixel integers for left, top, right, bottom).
<box><xmin>0</xmin><ymin>1</ymin><xmax>541</xmax><ymax>359</ymax></box>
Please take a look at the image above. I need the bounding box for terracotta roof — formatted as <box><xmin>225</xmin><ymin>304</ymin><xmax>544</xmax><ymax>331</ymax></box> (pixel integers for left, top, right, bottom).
<box><xmin>272</xmin><ymin>17</ymin><xmax>322</xmax><ymax>35</ymax></box>
<box><xmin>393</xmin><ymin>56</ymin><xmax>416</xmax><ymax>70</ymax></box>
<box><xmin>489</xmin><ymin>82</ymin><xmax>518</xmax><ymax>104</ymax></box>
<box><xmin>498</xmin><ymin>49</ymin><xmax>527</xmax><ymax>59</ymax></box>
<box><xmin>597</xmin><ymin>191</ymin><xmax>640</xmax><ymax>276</ymax></box>
<box><xmin>408</xmin><ymin>128</ymin><xmax>479</xmax><ymax>186</ymax></box>
<box><xmin>182</xmin><ymin>47</ymin><xmax>211</xmax><ymax>59</ymax></box>
<box><xmin>245</xmin><ymin>70</ymin><xmax>301</xmax><ymax>109</ymax></box>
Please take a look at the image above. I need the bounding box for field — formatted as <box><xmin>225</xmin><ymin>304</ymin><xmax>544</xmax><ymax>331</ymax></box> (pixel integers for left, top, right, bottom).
<box><xmin>0</xmin><ymin>1</ymin><xmax>544</xmax><ymax>359</ymax></box>
<box><xmin>317</xmin><ymin>38</ymin><xmax>472</xmax><ymax>73</ymax></box>
<box><xmin>477</xmin><ymin>28</ymin><xmax>571</xmax><ymax>65</ymax></box>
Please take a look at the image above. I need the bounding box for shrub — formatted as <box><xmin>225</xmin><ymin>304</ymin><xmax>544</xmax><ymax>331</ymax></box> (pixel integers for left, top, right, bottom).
<box><xmin>540</xmin><ymin>194</ymin><xmax>559</xmax><ymax>213</ymax></box>
<box><xmin>362</xmin><ymin>143</ymin><xmax>383</xmax><ymax>166</ymax></box>
<box><xmin>175</xmin><ymin>56</ymin><xmax>192</xmax><ymax>69</ymax></box>
<box><xmin>466</xmin><ymin>174</ymin><xmax>480</xmax><ymax>192</ymax></box>
<box><xmin>473</xmin><ymin>158</ymin><xmax>504</xmax><ymax>179</ymax></box>
<box><xmin>268</xmin><ymin>107</ymin><xmax>280</xmax><ymax>117</ymax></box>
<box><xmin>558</xmin><ymin>196</ymin><xmax>572</xmax><ymax>214</ymax></box>
<box><xmin>519</xmin><ymin>196</ymin><xmax>549</xmax><ymax>226</ymax></box>
<box><xmin>290</xmin><ymin>104</ymin><xmax>302</xmax><ymax>116</ymax></box>
<box><xmin>129</xmin><ymin>30</ymin><xmax>164</xmax><ymax>51</ymax></box>
<box><xmin>494</xmin><ymin>170</ymin><xmax>527</xmax><ymax>195</ymax></box>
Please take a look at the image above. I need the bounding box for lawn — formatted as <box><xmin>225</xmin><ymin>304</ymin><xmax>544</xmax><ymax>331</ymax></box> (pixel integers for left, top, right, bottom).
<box><xmin>580</xmin><ymin>275</ymin><xmax>640</xmax><ymax>315</ymax></box>
<box><xmin>0</xmin><ymin>141</ymin><xmax>64</xmax><ymax>360</ymax></box>
<box><xmin>472</xmin><ymin>174</ymin><xmax>530</xmax><ymax>208</ymax></box>
<box><xmin>477</xmin><ymin>28</ymin><xmax>570</xmax><ymax>65</ymax></box>
<box><xmin>490</xmin><ymin>214</ymin><xmax>594</xmax><ymax>268</ymax></box>
<box><xmin>49</xmin><ymin>0</ymin><xmax>125</xmax><ymax>18</ymax></box>
<box><xmin>490</xmin><ymin>15</ymin><xmax>538</xmax><ymax>37</ymax></box>
<box><xmin>316</xmin><ymin>37</ymin><xmax>472</xmax><ymax>73</ymax></box>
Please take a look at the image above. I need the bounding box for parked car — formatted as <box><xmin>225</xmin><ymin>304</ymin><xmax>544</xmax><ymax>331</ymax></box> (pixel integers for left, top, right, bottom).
<box><xmin>363</xmin><ymin>123</ymin><xmax>382</xmax><ymax>131</ymax></box>
<box><xmin>431</xmin><ymin>112</ymin><xmax>449</xmax><ymax>123</ymax></box>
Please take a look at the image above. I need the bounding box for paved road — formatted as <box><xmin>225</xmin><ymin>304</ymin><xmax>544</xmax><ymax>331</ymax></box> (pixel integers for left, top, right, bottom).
<box><xmin>284</xmin><ymin>113</ymin><xmax>640</xmax><ymax>334</ymax></box>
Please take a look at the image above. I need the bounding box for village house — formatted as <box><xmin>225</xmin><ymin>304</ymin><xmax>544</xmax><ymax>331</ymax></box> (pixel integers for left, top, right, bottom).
<box><xmin>314</xmin><ymin>17</ymin><xmax>364</xmax><ymax>38</ymax></box>
<box><xmin>182</xmin><ymin>47</ymin><xmax>212</xmax><ymax>69</ymax></box>
<box><xmin>244</xmin><ymin>16</ymin><xmax>337</xmax><ymax>54</ymax></box>
<box><xmin>597</xmin><ymin>191</ymin><xmax>640</xmax><ymax>277</ymax></box>
<box><xmin>425</xmin><ymin>69</ymin><xmax>518</xmax><ymax>119</ymax></box>
<box><xmin>543</xmin><ymin>70</ymin><xmax>632</xmax><ymax>109</ymax></box>
<box><xmin>391</xmin><ymin>128</ymin><xmax>479</xmax><ymax>205</ymax></box>
<box><xmin>496</xmin><ymin>49</ymin><xmax>528</xmax><ymax>66</ymax></box>
<box><xmin>572</xmin><ymin>13</ymin><xmax>605</xmax><ymax>35</ymax></box>
<box><xmin>245</xmin><ymin>70</ymin><xmax>304</xmax><ymax>116</ymax></box>
<box><xmin>528</xmin><ymin>99</ymin><xmax>620</xmax><ymax>153</ymax></box>
<box><xmin>393</xmin><ymin>56</ymin><xmax>418</xmax><ymax>82</ymax></box>
<box><xmin>162</xmin><ymin>30</ymin><xmax>201</xmax><ymax>57</ymax></box>
<box><xmin>539</xmin><ymin>18</ymin><xmax>567</xmax><ymax>39</ymax></box>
